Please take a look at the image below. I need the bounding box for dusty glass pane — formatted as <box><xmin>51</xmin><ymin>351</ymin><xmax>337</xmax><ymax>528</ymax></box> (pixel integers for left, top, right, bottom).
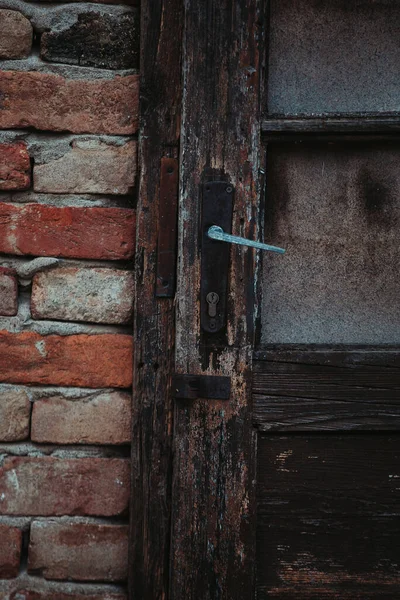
<box><xmin>261</xmin><ymin>142</ymin><xmax>400</xmax><ymax>344</ymax></box>
<box><xmin>267</xmin><ymin>0</ymin><xmax>400</xmax><ymax>115</ymax></box>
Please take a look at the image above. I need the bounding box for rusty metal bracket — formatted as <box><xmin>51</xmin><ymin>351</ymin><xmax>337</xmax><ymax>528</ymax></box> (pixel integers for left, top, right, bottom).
<box><xmin>172</xmin><ymin>374</ymin><xmax>231</xmax><ymax>400</ymax></box>
<box><xmin>156</xmin><ymin>157</ymin><xmax>179</xmax><ymax>297</ymax></box>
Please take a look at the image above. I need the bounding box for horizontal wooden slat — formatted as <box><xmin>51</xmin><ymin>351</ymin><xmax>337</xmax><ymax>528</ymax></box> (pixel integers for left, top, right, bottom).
<box><xmin>256</xmin><ymin>434</ymin><xmax>400</xmax><ymax>598</ymax></box>
<box><xmin>257</xmin><ymin>435</ymin><xmax>400</xmax><ymax>516</ymax></box>
<box><xmin>257</xmin><ymin>516</ymin><xmax>400</xmax><ymax>599</ymax></box>
<box><xmin>254</xmin><ymin>346</ymin><xmax>400</xmax><ymax>367</ymax></box>
<box><xmin>262</xmin><ymin>116</ymin><xmax>400</xmax><ymax>134</ymax></box>
<box><xmin>253</xmin><ymin>348</ymin><xmax>400</xmax><ymax>431</ymax></box>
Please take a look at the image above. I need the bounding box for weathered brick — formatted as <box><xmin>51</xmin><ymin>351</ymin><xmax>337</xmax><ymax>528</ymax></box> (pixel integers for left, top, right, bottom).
<box><xmin>0</xmin><ymin>457</ymin><xmax>130</xmax><ymax>516</ymax></box>
<box><xmin>0</xmin><ymin>267</ymin><xmax>18</xmax><ymax>317</ymax></box>
<box><xmin>0</xmin><ymin>387</ymin><xmax>31</xmax><ymax>442</ymax></box>
<box><xmin>25</xmin><ymin>0</ymin><xmax>137</xmax><ymax>3</ymax></box>
<box><xmin>28</xmin><ymin>521</ymin><xmax>128</xmax><ymax>582</ymax></box>
<box><xmin>14</xmin><ymin>590</ymin><xmax>127</xmax><ymax>600</ymax></box>
<box><xmin>31</xmin><ymin>267</ymin><xmax>134</xmax><ymax>325</ymax></box>
<box><xmin>34</xmin><ymin>139</ymin><xmax>136</xmax><ymax>195</ymax></box>
<box><xmin>0</xmin><ymin>332</ymin><xmax>133</xmax><ymax>388</ymax></box>
<box><xmin>0</xmin><ymin>142</ymin><xmax>30</xmax><ymax>191</ymax></box>
<box><xmin>41</xmin><ymin>12</ymin><xmax>139</xmax><ymax>70</ymax></box>
<box><xmin>0</xmin><ymin>10</ymin><xmax>33</xmax><ymax>59</ymax></box>
<box><xmin>0</xmin><ymin>71</ymin><xmax>138</xmax><ymax>135</ymax></box>
<box><xmin>31</xmin><ymin>392</ymin><xmax>131</xmax><ymax>445</ymax></box>
<box><xmin>0</xmin><ymin>525</ymin><xmax>22</xmax><ymax>578</ymax></box>
<box><xmin>0</xmin><ymin>203</ymin><xmax>135</xmax><ymax>260</ymax></box>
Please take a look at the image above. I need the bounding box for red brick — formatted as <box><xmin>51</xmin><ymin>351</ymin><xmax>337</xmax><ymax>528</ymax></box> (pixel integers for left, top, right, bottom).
<box><xmin>40</xmin><ymin>12</ymin><xmax>139</xmax><ymax>70</ymax></box>
<box><xmin>0</xmin><ymin>331</ymin><xmax>133</xmax><ymax>388</ymax></box>
<box><xmin>31</xmin><ymin>392</ymin><xmax>131</xmax><ymax>445</ymax></box>
<box><xmin>0</xmin><ymin>142</ymin><xmax>30</xmax><ymax>191</ymax></box>
<box><xmin>31</xmin><ymin>267</ymin><xmax>134</xmax><ymax>325</ymax></box>
<box><xmin>15</xmin><ymin>590</ymin><xmax>127</xmax><ymax>600</ymax></box>
<box><xmin>0</xmin><ymin>457</ymin><xmax>130</xmax><ymax>516</ymax></box>
<box><xmin>33</xmin><ymin>139</ymin><xmax>136</xmax><ymax>195</ymax></box>
<box><xmin>0</xmin><ymin>71</ymin><xmax>138</xmax><ymax>135</ymax></box>
<box><xmin>0</xmin><ymin>387</ymin><xmax>31</xmax><ymax>441</ymax></box>
<box><xmin>0</xmin><ymin>525</ymin><xmax>22</xmax><ymax>578</ymax></box>
<box><xmin>0</xmin><ymin>10</ymin><xmax>33</xmax><ymax>59</ymax></box>
<box><xmin>26</xmin><ymin>0</ymin><xmax>137</xmax><ymax>3</ymax></box>
<box><xmin>0</xmin><ymin>267</ymin><xmax>18</xmax><ymax>316</ymax></box>
<box><xmin>0</xmin><ymin>203</ymin><xmax>135</xmax><ymax>260</ymax></box>
<box><xmin>28</xmin><ymin>521</ymin><xmax>128</xmax><ymax>581</ymax></box>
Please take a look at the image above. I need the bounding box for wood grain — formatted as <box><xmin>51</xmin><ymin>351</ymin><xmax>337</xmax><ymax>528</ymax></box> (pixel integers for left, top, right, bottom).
<box><xmin>257</xmin><ymin>517</ymin><xmax>400</xmax><ymax>599</ymax></box>
<box><xmin>262</xmin><ymin>116</ymin><xmax>400</xmax><ymax>134</ymax></box>
<box><xmin>253</xmin><ymin>349</ymin><xmax>400</xmax><ymax>431</ymax></box>
<box><xmin>256</xmin><ymin>434</ymin><xmax>400</xmax><ymax>598</ymax></box>
<box><xmin>171</xmin><ymin>0</ymin><xmax>265</xmax><ymax>597</ymax></box>
<box><xmin>129</xmin><ymin>1</ymin><xmax>183</xmax><ymax>598</ymax></box>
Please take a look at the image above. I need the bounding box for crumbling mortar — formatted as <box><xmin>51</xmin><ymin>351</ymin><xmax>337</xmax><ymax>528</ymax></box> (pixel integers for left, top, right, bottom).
<box><xmin>1</xmin><ymin>51</ymin><xmax>138</xmax><ymax>78</ymax></box>
<box><xmin>0</xmin><ymin>442</ymin><xmax>130</xmax><ymax>459</ymax></box>
<box><xmin>0</xmin><ymin>0</ymin><xmax>137</xmax><ymax>33</ymax></box>
<box><xmin>0</xmin><ymin>568</ymin><xmax>128</xmax><ymax>596</ymax></box>
<box><xmin>0</xmin><ymin>191</ymin><xmax>135</xmax><ymax>209</ymax></box>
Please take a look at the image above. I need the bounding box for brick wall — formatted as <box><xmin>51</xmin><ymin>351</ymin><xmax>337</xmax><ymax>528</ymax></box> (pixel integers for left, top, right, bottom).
<box><xmin>0</xmin><ymin>1</ymin><xmax>138</xmax><ymax>597</ymax></box>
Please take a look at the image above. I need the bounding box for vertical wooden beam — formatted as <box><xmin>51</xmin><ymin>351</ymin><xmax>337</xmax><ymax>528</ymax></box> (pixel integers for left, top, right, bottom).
<box><xmin>129</xmin><ymin>1</ymin><xmax>183</xmax><ymax>598</ymax></box>
<box><xmin>171</xmin><ymin>0</ymin><xmax>264</xmax><ymax>598</ymax></box>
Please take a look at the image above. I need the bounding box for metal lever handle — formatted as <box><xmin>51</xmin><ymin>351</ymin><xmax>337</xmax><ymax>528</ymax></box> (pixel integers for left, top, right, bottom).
<box><xmin>207</xmin><ymin>225</ymin><xmax>285</xmax><ymax>254</ymax></box>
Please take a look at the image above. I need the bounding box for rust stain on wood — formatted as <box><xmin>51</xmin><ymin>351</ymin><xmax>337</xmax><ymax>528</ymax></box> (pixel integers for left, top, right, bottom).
<box><xmin>156</xmin><ymin>157</ymin><xmax>179</xmax><ymax>297</ymax></box>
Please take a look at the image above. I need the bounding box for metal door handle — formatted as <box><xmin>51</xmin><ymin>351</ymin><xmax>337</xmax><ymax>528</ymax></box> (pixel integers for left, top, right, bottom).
<box><xmin>207</xmin><ymin>225</ymin><xmax>285</xmax><ymax>254</ymax></box>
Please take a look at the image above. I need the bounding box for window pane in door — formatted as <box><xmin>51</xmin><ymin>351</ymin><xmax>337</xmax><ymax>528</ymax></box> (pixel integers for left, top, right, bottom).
<box><xmin>261</xmin><ymin>142</ymin><xmax>400</xmax><ymax>344</ymax></box>
<box><xmin>267</xmin><ymin>0</ymin><xmax>400</xmax><ymax>115</ymax></box>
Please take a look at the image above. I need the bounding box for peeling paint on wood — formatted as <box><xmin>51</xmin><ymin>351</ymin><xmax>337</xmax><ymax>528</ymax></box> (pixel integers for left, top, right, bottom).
<box><xmin>171</xmin><ymin>0</ymin><xmax>264</xmax><ymax>597</ymax></box>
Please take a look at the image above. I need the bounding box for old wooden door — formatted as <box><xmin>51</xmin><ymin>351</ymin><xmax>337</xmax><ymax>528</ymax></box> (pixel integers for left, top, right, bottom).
<box><xmin>131</xmin><ymin>0</ymin><xmax>400</xmax><ymax>598</ymax></box>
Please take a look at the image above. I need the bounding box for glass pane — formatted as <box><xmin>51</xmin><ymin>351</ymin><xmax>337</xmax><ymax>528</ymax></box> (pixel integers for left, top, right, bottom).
<box><xmin>267</xmin><ymin>0</ymin><xmax>400</xmax><ymax>115</ymax></box>
<box><xmin>261</xmin><ymin>142</ymin><xmax>400</xmax><ymax>344</ymax></box>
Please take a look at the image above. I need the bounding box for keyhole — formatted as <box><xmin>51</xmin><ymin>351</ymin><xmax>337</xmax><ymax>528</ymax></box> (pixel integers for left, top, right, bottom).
<box><xmin>206</xmin><ymin>292</ymin><xmax>220</xmax><ymax>317</ymax></box>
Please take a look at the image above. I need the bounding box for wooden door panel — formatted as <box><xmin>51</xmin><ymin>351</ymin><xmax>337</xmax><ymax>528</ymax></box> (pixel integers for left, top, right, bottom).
<box><xmin>257</xmin><ymin>435</ymin><xmax>400</xmax><ymax>516</ymax></box>
<box><xmin>256</xmin><ymin>434</ymin><xmax>400</xmax><ymax>598</ymax></box>
<box><xmin>257</xmin><ymin>517</ymin><xmax>400</xmax><ymax>599</ymax></box>
<box><xmin>253</xmin><ymin>349</ymin><xmax>400</xmax><ymax>431</ymax></box>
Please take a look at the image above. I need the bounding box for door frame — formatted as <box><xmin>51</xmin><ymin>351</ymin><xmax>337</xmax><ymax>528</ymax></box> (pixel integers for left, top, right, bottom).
<box><xmin>129</xmin><ymin>1</ymin><xmax>184</xmax><ymax>598</ymax></box>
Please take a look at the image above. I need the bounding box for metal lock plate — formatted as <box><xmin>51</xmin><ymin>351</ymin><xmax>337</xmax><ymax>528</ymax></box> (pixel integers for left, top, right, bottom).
<box><xmin>200</xmin><ymin>181</ymin><xmax>234</xmax><ymax>333</ymax></box>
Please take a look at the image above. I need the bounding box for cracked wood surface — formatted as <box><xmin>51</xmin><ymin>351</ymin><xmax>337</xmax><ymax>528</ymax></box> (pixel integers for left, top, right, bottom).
<box><xmin>253</xmin><ymin>348</ymin><xmax>400</xmax><ymax>431</ymax></box>
<box><xmin>171</xmin><ymin>0</ymin><xmax>264</xmax><ymax>598</ymax></box>
<box><xmin>129</xmin><ymin>0</ymin><xmax>183</xmax><ymax>598</ymax></box>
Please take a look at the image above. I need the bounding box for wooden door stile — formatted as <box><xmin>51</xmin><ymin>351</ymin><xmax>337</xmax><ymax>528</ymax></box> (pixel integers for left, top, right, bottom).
<box><xmin>171</xmin><ymin>1</ymin><xmax>265</xmax><ymax>598</ymax></box>
<box><xmin>129</xmin><ymin>1</ymin><xmax>184</xmax><ymax>598</ymax></box>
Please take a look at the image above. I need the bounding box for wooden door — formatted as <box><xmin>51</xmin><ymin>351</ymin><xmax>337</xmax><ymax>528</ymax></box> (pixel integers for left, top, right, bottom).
<box><xmin>131</xmin><ymin>1</ymin><xmax>400</xmax><ymax>598</ymax></box>
<box><xmin>254</xmin><ymin>1</ymin><xmax>400</xmax><ymax>596</ymax></box>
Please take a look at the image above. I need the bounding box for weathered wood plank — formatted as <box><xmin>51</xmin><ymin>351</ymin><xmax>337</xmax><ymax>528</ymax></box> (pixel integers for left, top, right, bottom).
<box><xmin>253</xmin><ymin>349</ymin><xmax>400</xmax><ymax>430</ymax></box>
<box><xmin>262</xmin><ymin>116</ymin><xmax>400</xmax><ymax>134</ymax></box>
<box><xmin>129</xmin><ymin>1</ymin><xmax>183</xmax><ymax>598</ymax></box>
<box><xmin>253</xmin><ymin>395</ymin><xmax>400</xmax><ymax>431</ymax></box>
<box><xmin>256</xmin><ymin>434</ymin><xmax>400</xmax><ymax>597</ymax></box>
<box><xmin>254</xmin><ymin>347</ymin><xmax>400</xmax><ymax>368</ymax></box>
<box><xmin>171</xmin><ymin>0</ymin><xmax>264</xmax><ymax>597</ymax></box>
<box><xmin>257</xmin><ymin>435</ymin><xmax>400</xmax><ymax>516</ymax></box>
<box><xmin>257</xmin><ymin>517</ymin><xmax>400</xmax><ymax>599</ymax></box>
